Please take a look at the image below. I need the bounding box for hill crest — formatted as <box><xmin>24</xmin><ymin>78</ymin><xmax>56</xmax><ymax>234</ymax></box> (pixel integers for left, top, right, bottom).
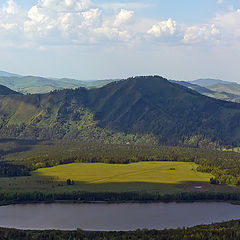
<box><xmin>0</xmin><ymin>75</ymin><xmax>240</xmax><ymax>147</ymax></box>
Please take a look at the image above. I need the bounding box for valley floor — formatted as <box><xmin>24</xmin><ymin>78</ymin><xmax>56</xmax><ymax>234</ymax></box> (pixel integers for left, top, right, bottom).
<box><xmin>0</xmin><ymin>162</ymin><xmax>238</xmax><ymax>195</ymax></box>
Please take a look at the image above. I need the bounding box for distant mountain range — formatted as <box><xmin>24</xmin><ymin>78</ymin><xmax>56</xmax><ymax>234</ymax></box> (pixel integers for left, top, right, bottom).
<box><xmin>189</xmin><ymin>79</ymin><xmax>233</xmax><ymax>87</ymax></box>
<box><xmin>0</xmin><ymin>70</ymin><xmax>21</xmax><ymax>78</ymax></box>
<box><xmin>207</xmin><ymin>83</ymin><xmax>240</xmax><ymax>96</ymax></box>
<box><xmin>1</xmin><ymin>70</ymin><xmax>240</xmax><ymax>104</ymax></box>
<box><xmin>0</xmin><ymin>70</ymin><xmax>120</xmax><ymax>94</ymax></box>
<box><xmin>1</xmin><ymin>76</ymin><xmax>240</xmax><ymax>147</ymax></box>
<box><xmin>168</xmin><ymin>78</ymin><xmax>240</xmax><ymax>103</ymax></box>
<box><xmin>173</xmin><ymin>80</ymin><xmax>240</xmax><ymax>103</ymax></box>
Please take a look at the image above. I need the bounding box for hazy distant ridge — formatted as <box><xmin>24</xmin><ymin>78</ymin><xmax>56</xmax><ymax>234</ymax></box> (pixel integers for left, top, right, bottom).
<box><xmin>0</xmin><ymin>70</ymin><xmax>21</xmax><ymax>78</ymax></box>
<box><xmin>0</xmin><ymin>70</ymin><xmax>119</xmax><ymax>94</ymax></box>
<box><xmin>190</xmin><ymin>78</ymin><xmax>234</xmax><ymax>87</ymax></box>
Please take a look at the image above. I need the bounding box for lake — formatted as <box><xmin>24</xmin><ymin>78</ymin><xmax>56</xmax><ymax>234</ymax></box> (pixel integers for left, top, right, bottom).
<box><xmin>0</xmin><ymin>202</ymin><xmax>240</xmax><ymax>231</ymax></box>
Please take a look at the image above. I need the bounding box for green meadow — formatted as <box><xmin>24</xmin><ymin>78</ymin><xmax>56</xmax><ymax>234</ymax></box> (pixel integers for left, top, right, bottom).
<box><xmin>0</xmin><ymin>162</ymin><xmax>222</xmax><ymax>194</ymax></box>
<box><xmin>35</xmin><ymin>161</ymin><xmax>211</xmax><ymax>185</ymax></box>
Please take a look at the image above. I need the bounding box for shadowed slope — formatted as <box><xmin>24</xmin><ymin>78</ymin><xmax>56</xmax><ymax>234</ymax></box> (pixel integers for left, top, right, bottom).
<box><xmin>0</xmin><ymin>85</ymin><xmax>20</xmax><ymax>95</ymax></box>
<box><xmin>1</xmin><ymin>76</ymin><xmax>240</xmax><ymax>146</ymax></box>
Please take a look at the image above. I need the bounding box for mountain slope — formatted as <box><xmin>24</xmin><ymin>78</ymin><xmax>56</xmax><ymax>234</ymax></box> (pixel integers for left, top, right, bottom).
<box><xmin>0</xmin><ymin>85</ymin><xmax>20</xmax><ymax>95</ymax></box>
<box><xmin>0</xmin><ymin>76</ymin><xmax>86</xmax><ymax>94</ymax></box>
<box><xmin>170</xmin><ymin>80</ymin><xmax>215</xmax><ymax>95</ymax></box>
<box><xmin>85</xmin><ymin>77</ymin><xmax>240</xmax><ymax>146</ymax></box>
<box><xmin>207</xmin><ymin>83</ymin><xmax>240</xmax><ymax>96</ymax></box>
<box><xmin>0</xmin><ymin>70</ymin><xmax>21</xmax><ymax>78</ymax></box>
<box><xmin>173</xmin><ymin>80</ymin><xmax>240</xmax><ymax>103</ymax></box>
<box><xmin>190</xmin><ymin>78</ymin><xmax>233</xmax><ymax>87</ymax></box>
<box><xmin>0</xmin><ymin>76</ymin><xmax>118</xmax><ymax>94</ymax></box>
<box><xmin>1</xmin><ymin>76</ymin><xmax>240</xmax><ymax>146</ymax></box>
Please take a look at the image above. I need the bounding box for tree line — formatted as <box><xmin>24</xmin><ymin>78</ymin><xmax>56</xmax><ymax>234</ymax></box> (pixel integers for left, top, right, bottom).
<box><xmin>1</xmin><ymin>138</ymin><xmax>240</xmax><ymax>187</ymax></box>
<box><xmin>2</xmin><ymin>141</ymin><xmax>240</xmax><ymax>185</ymax></box>
<box><xmin>1</xmin><ymin>191</ymin><xmax>240</xmax><ymax>204</ymax></box>
<box><xmin>1</xmin><ymin>219</ymin><xmax>240</xmax><ymax>240</ymax></box>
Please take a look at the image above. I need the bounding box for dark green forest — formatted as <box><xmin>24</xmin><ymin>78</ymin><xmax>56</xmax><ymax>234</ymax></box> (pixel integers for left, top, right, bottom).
<box><xmin>1</xmin><ymin>140</ymin><xmax>240</xmax><ymax>185</ymax></box>
<box><xmin>1</xmin><ymin>76</ymin><xmax>240</xmax><ymax>146</ymax></box>
<box><xmin>2</xmin><ymin>190</ymin><xmax>240</xmax><ymax>204</ymax></box>
<box><xmin>1</xmin><ymin>220</ymin><xmax>240</xmax><ymax>240</ymax></box>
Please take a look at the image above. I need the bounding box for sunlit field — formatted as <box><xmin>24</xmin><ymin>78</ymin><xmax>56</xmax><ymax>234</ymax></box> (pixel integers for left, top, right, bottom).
<box><xmin>35</xmin><ymin>161</ymin><xmax>212</xmax><ymax>184</ymax></box>
<box><xmin>0</xmin><ymin>161</ymin><xmax>239</xmax><ymax>195</ymax></box>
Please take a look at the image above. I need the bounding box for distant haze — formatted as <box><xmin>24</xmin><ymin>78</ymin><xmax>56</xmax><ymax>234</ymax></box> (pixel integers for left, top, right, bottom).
<box><xmin>0</xmin><ymin>0</ymin><xmax>239</xmax><ymax>82</ymax></box>
<box><xmin>190</xmin><ymin>79</ymin><xmax>234</xmax><ymax>87</ymax></box>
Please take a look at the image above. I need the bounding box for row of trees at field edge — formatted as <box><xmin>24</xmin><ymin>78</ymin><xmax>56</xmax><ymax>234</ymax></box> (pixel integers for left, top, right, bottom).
<box><xmin>1</xmin><ymin>191</ymin><xmax>240</xmax><ymax>203</ymax></box>
<box><xmin>2</xmin><ymin>142</ymin><xmax>240</xmax><ymax>185</ymax></box>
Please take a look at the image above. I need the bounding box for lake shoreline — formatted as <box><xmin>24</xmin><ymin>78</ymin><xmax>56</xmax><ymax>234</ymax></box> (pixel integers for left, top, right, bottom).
<box><xmin>1</xmin><ymin>201</ymin><xmax>240</xmax><ymax>231</ymax></box>
<box><xmin>1</xmin><ymin>198</ymin><xmax>240</xmax><ymax>207</ymax></box>
<box><xmin>1</xmin><ymin>218</ymin><xmax>240</xmax><ymax>239</ymax></box>
<box><xmin>1</xmin><ymin>190</ymin><xmax>240</xmax><ymax>206</ymax></box>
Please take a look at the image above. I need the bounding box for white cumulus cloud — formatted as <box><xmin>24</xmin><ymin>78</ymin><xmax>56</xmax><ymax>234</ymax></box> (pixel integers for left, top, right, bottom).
<box><xmin>22</xmin><ymin>0</ymin><xmax>135</xmax><ymax>45</ymax></box>
<box><xmin>0</xmin><ymin>0</ymin><xmax>25</xmax><ymax>46</ymax></box>
<box><xmin>114</xmin><ymin>9</ymin><xmax>134</xmax><ymax>27</ymax></box>
<box><xmin>2</xmin><ymin>0</ymin><xmax>19</xmax><ymax>14</ymax></box>
<box><xmin>147</xmin><ymin>18</ymin><xmax>177</xmax><ymax>37</ymax></box>
<box><xmin>213</xmin><ymin>9</ymin><xmax>240</xmax><ymax>45</ymax></box>
<box><xmin>0</xmin><ymin>0</ymin><xmax>240</xmax><ymax>49</ymax></box>
<box><xmin>184</xmin><ymin>24</ymin><xmax>220</xmax><ymax>44</ymax></box>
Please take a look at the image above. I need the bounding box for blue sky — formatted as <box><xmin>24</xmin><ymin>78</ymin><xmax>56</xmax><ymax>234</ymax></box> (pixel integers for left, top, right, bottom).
<box><xmin>0</xmin><ymin>0</ymin><xmax>240</xmax><ymax>82</ymax></box>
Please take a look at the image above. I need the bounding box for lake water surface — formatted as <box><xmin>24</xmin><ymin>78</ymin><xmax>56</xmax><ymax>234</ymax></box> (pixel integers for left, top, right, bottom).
<box><xmin>0</xmin><ymin>202</ymin><xmax>240</xmax><ymax>231</ymax></box>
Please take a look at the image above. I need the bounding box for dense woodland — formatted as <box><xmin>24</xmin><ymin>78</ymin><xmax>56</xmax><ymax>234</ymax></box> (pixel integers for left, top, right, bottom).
<box><xmin>0</xmin><ymin>162</ymin><xmax>29</xmax><ymax>177</ymax></box>
<box><xmin>1</xmin><ymin>140</ymin><xmax>240</xmax><ymax>185</ymax></box>
<box><xmin>1</xmin><ymin>220</ymin><xmax>240</xmax><ymax>240</ymax></box>
<box><xmin>2</xmin><ymin>190</ymin><xmax>240</xmax><ymax>204</ymax></box>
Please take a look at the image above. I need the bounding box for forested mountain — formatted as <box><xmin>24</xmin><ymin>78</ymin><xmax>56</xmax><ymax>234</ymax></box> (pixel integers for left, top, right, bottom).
<box><xmin>1</xmin><ymin>76</ymin><xmax>240</xmax><ymax>146</ymax></box>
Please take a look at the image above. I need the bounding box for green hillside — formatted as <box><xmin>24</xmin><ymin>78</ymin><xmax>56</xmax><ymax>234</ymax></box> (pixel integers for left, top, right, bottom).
<box><xmin>186</xmin><ymin>79</ymin><xmax>240</xmax><ymax>103</ymax></box>
<box><xmin>208</xmin><ymin>83</ymin><xmax>240</xmax><ymax>96</ymax></box>
<box><xmin>190</xmin><ymin>78</ymin><xmax>233</xmax><ymax>87</ymax></box>
<box><xmin>1</xmin><ymin>76</ymin><xmax>240</xmax><ymax>146</ymax></box>
<box><xmin>174</xmin><ymin>81</ymin><xmax>240</xmax><ymax>103</ymax></box>
<box><xmin>0</xmin><ymin>76</ymin><xmax>118</xmax><ymax>94</ymax></box>
<box><xmin>0</xmin><ymin>76</ymin><xmax>85</xmax><ymax>94</ymax></box>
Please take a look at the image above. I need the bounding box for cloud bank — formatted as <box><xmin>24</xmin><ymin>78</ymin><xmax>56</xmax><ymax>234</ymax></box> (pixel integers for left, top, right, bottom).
<box><xmin>0</xmin><ymin>0</ymin><xmax>239</xmax><ymax>49</ymax></box>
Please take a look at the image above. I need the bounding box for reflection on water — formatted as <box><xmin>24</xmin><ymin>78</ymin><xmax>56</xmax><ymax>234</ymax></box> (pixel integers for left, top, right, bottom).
<box><xmin>0</xmin><ymin>202</ymin><xmax>240</xmax><ymax>231</ymax></box>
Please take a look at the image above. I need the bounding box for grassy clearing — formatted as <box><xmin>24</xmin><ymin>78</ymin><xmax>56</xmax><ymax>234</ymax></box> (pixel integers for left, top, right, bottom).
<box><xmin>0</xmin><ymin>162</ymin><xmax>214</xmax><ymax>194</ymax></box>
<box><xmin>1</xmin><ymin>162</ymin><xmax>239</xmax><ymax>194</ymax></box>
<box><xmin>35</xmin><ymin>162</ymin><xmax>211</xmax><ymax>184</ymax></box>
<box><xmin>223</xmin><ymin>147</ymin><xmax>240</xmax><ymax>153</ymax></box>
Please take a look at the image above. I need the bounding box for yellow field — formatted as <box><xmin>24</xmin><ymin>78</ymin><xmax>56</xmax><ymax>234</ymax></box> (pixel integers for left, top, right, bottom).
<box><xmin>35</xmin><ymin>161</ymin><xmax>212</xmax><ymax>185</ymax></box>
<box><xmin>31</xmin><ymin>161</ymin><xmax>217</xmax><ymax>193</ymax></box>
<box><xmin>1</xmin><ymin>161</ymin><xmax>238</xmax><ymax>194</ymax></box>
